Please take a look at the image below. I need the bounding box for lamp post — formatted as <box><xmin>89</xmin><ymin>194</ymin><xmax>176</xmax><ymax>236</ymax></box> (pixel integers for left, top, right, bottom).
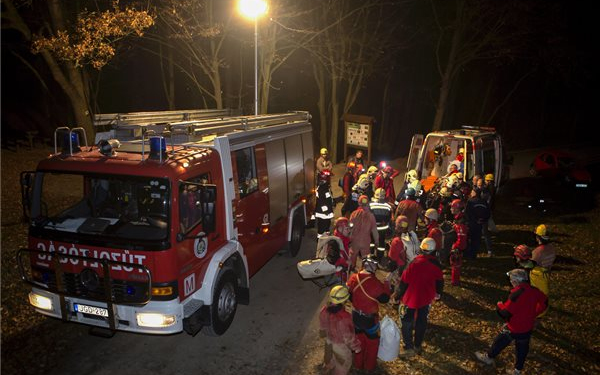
<box><xmin>238</xmin><ymin>0</ymin><xmax>268</xmax><ymax>116</ymax></box>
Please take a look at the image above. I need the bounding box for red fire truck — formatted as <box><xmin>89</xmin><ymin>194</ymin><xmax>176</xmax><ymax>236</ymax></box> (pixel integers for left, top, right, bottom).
<box><xmin>18</xmin><ymin>110</ymin><xmax>315</xmax><ymax>336</ymax></box>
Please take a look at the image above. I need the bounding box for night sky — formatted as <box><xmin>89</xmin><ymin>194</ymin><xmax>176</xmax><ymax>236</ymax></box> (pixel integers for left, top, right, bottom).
<box><xmin>1</xmin><ymin>0</ymin><xmax>597</xmax><ymax>160</ymax></box>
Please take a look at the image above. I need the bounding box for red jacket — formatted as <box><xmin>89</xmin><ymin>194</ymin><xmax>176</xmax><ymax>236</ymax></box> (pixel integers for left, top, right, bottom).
<box><xmin>427</xmin><ymin>221</ymin><xmax>443</xmax><ymax>251</ymax></box>
<box><xmin>388</xmin><ymin>236</ymin><xmax>407</xmax><ymax>268</ymax></box>
<box><xmin>319</xmin><ymin>305</ymin><xmax>361</xmax><ymax>350</ymax></box>
<box><xmin>347</xmin><ymin>271</ymin><xmax>390</xmax><ymax>315</ymax></box>
<box><xmin>397</xmin><ymin>254</ymin><xmax>443</xmax><ymax>309</ymax></box>
<box><xmin>497</xmin><ymin>283</ymin><xmax>548</xmax><ymax>333</ymax></box>
<box><xmin>395</xmin><ymin>199</ymin><xmax>423</xmax><ymax>232</ymax></box>
<box><xmin>452</xmin><ymin>213</ymin><xmax>468</xmax><ymax>251</ymax></box>
<box><xmin>374</xmin><ymin>172</ymin><xmax>398</xmax><ymax>202</ymax></box>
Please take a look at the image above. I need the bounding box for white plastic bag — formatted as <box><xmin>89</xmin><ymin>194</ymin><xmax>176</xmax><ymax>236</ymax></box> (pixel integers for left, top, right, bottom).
<box><xmin>377</xmin><ymin>315</ymin><xmax>400</xmax><ymax>361</ymax></box>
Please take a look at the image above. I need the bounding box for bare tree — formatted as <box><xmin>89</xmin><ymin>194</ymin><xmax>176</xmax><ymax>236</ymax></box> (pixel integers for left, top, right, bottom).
<box><xmin>305</xmin><ymin>0</ymin><xmax>406</xmax><ymax>162</ymax></box>
<box><xmin>428</xmin><ymin>0</ymin><xmax>565</xmax><ymax>131</ymax></box>
<box><xmin>154</xmin><ymin>0</ymin><xmax>232</xmax><ymax>109</ymax></box>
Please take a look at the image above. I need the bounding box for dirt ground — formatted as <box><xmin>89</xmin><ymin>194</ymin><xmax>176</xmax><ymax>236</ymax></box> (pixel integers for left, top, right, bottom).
<box><xmin>2</xmin><ymin>148</ymin><xmax>600</xmax><ymax>375</ymax></box>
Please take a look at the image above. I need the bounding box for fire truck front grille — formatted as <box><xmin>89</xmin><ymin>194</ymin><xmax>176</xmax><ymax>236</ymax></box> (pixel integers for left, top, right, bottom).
<box><xmin>43</xmin><ymin>271</ymin><xmax>149</xmax><ymax>304</ymax></box>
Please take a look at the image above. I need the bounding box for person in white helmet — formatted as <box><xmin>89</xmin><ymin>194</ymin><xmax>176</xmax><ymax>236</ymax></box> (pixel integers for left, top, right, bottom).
<box><xmin>395</xmin><ymin>237</ymin><xmax>443</xmax><ymax>358</ymax></box>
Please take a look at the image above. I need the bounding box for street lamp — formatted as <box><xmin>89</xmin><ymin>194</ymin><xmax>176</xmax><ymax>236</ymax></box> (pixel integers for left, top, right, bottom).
<box><xmin>238</xmin><ymin>0</ymin><xmax>268</xmax><ymax>116</ymax></box>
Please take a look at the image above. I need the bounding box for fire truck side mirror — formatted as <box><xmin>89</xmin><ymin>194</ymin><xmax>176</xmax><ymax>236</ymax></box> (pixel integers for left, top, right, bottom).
<box><xmin>201</xmin><ymin>185</ymin><xmax>217</xmax><ymax>233</ymax></box>
<box><xmin>20</xmin><ymin>171</ymin><xmax>35</xmax><ymax>220</ymax></box>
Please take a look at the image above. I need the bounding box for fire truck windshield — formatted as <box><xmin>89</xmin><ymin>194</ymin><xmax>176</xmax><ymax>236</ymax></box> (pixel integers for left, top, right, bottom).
<box><xmin>30</xmin><ymin>172</ymin><xmax>170</xmax><ymax>242</ymax></box>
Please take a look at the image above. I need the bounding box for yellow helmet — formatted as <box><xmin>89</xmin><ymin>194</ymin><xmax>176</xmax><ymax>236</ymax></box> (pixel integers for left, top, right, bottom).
<box><xmin>374</xmin><ymin>188</ymin><xmax>386</xmax><ymax>201</ymax></box>
<box><xmin>485</xmin><ymin>173</ymin><xmax>494</xmax><ymax>182</ymax></box>
<box><xmin>367</xmin><ymin>166</ymin><xmax>378</xmax><ymax>175</ymax></box>
<box><xmin>329</xmin><ymin>285</ymin><xmax>350</xmax><ymax>304</ymax></box>
<box><xmin>320</xmin><ymin>148</ymin><xmax>328</xmax><ymax>155</ymax></box>
<box><xmin>535</xmin><ymin>224</ymin><xmax>548</xmax><ymax>239</ymax></box>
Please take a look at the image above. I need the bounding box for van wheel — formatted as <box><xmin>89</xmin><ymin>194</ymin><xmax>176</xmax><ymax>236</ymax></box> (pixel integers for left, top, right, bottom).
<box><xmin>288</xmin><ymin>212</ymin><xmax>304</xmax><ymax>257</ymax></box>
<box><xmin>203</xmin><ymin>269</ymin><xmax>237</xmax><ymax>336</ymax></box>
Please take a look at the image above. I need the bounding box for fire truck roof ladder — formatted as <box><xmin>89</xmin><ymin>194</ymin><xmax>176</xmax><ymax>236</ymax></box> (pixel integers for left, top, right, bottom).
<box><xmin>93</xmin><ymin>109</ymin><xmax>234</xmax><ymax>128</ymax></box>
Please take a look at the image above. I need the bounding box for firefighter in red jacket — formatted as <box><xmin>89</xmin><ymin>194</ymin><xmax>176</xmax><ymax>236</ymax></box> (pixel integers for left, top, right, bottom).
<box><xmin>394</xmin><ymin>237</ymin><xmax>444</xmax><ymax>358</ymax></box>
<box><xmin>346</xmin><ymin>255</ymin><xmax>390</xmax><ymax>371</ymax></box>
<box><xmin>424</xmin><ymin>208</ymin><xmax>443</xmax><ymax>253</ymax></box>
<box><xmin>476</xmin><ymin>269</ymin><xmax>548</xmax><ymax>375</ymax></box>
<box><xmin>450</xmin><ymin>199</ymin><xmax>468</xmax><ymax>286</ymax></box>
<box><xmin>374</xmin><ymin>165</ymin><xmax>399</xmax><ymax>204</ymax></box>
<box><xmin>387</xmin><ymin>215</ymin><xmax>409</xmax><ymax>297</ymax></box>
<box><xmin>319</xmin><ymin>285</ymin><xmax>362</xmax><ymax>375</ymax></box>
<box><xmin>349</xmin><ymin>195</ymin><xmax>379</xmax><ymax>268</ymax></box>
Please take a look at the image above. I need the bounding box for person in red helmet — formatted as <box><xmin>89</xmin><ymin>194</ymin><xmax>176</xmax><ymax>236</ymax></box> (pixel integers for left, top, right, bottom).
<box><xmin>374</xmin><ymin>165</ymin><xmax>399</xmax><ymax>203</ymax></box>
<box><xmin>347</xmin><ymin>255</ymin><xmax>390</xmax><ymax>372</ymax></box>
<box><xmin>349</xmin><ymin>195</ymin><xmax>379</xmax><ymax>268</ymax></box>
<box><xmin>514</xmin><ymin>243</ymin><xmax>550</xmax><ymax>318</ymax></box>
<box><xmin>395</xmin><ymin>237</ymin><xmax>444</xmax><ymax>358</ymax></box>
<box><xmin>475</xmin><ymin>269</ymin><xmax>548</xmax><ymax>375</ymax></box>
<box><xmin>387</xmin><ymin>215</ymin><xmax>409</xmax><ymax>297</ymax></box>
<box><xmin>450</xmin><ymin>199</ymin><xmax>468</xmax><ymax>286</ymax></box>
<box><xmin>319</xmin><ymin>285</ymin><xmax>362</xmax><ymax>375</ymax></box>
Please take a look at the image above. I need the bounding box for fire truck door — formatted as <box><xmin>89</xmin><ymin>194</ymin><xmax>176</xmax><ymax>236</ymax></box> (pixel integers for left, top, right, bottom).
<box><xmin>231</xmin><ymin>147</ymin><xmax>270</xmax><ymax>275</ymax></box>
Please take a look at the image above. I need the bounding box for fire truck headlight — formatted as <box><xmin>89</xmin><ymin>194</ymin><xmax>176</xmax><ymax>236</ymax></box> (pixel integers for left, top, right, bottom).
<box><xmin>136</xmin><ymin>313</ymin><xmax>176</xmax><ymax>328</ymax></box>
<box><xmin>29</xmin><ymin>292</ymin><xmax>53</xmax><ymax>311</ymax></box>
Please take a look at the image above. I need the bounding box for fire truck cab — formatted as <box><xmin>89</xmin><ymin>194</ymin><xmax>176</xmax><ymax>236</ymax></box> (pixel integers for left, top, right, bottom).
<box><xmin>406</xmin><ymin>126</ymin><xmax>508</xmax><ymax>192</ymax></box>
<box><xmin>18</xmin><ymin>110</ymin><xmax>315</xmax><ymax>336</ymax></box>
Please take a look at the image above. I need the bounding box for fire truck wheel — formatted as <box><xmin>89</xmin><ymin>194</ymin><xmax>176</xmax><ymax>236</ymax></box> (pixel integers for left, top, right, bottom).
<box><xmin>288</xmin><ymin>211</ymin><xmax>304</xmax><ymax>257</ymax></box>
<box><xmin>204</xmin><ymin>269</ymin><xmax>237</xmax><ymax>336</ymax></box>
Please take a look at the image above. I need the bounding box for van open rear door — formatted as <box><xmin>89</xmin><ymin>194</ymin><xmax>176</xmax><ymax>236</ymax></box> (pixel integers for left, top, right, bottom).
<box><xmin>406</xmin><ymin>134</ymin><xmax>424</xmax><ymax>174</ymax></box>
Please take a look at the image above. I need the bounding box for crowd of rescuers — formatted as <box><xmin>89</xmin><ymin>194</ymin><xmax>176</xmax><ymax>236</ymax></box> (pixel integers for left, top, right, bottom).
<box><xmin>314</xmin><ymin>148</ymin><xmax>554</xmax><ymax>375</ymax></box>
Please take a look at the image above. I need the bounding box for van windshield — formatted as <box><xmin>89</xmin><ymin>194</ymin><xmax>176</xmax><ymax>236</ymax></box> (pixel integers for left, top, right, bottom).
<box><xmin>30</xmin><ymin>172</ymin><xmax>170</xmax><ymax>242</ymax></box>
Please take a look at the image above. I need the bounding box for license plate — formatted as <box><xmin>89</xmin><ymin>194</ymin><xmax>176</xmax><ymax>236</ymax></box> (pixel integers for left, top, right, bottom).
<box><xmin>74</xmin><ymin>303</ymin><xmax>108</xmax><ymax>317</ymax></box>
<box><xmin>576</xmin><ymin>183</ymin><xmax>588</xmax><ymax>188</ymax></box>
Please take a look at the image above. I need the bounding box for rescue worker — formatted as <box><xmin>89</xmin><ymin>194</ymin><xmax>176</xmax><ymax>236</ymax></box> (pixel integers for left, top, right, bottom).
<box><xmin>364</xmin><ymin>166</ymin><xmax>379</xmax><ymax>201</ymax></box>
<box><xmin>395</xmin><ymin>237</ymin><xmax>443</xmax><ymax>358</ymax></box>
<box><xmin>369</xmin><ymin>188</ymin><xmax>393</xmax><ymax>259</ymax></box>
<box><xmin>513</xmin><ymin>245</ymin><xmax>550</xmax><ymax>317</ymax></box>
<box><xmin>348</xmin><ymin>149</ymin><xmax>364</xmax><ymax>168</ymax></box>
<box><xmin>331</xmin><ymin>217</ymin><xmax>352</xmax><ymax>283</ymax></box>
<box><xmin>387</xmin><ymin>216</ymin><xmax>409</xmax><ymax>294</ymax></box>
<box><xmin>532</xmin><ymin>224</ymin><xmax>556</xmax><ymax>271</ymax></box>
<box><xmin>450</xmin><ymin>199</ymin><xmax>468</xmax><ymax>286</ymax></box>
<box><xmin>315</xmin><ymin>170</ymin><xmax>335</xmax><ymax>237</ymax></box>
<box><xmin>475</xmin><ymin>269</ymin><xmax>548</xmax><ymax>375</ymax></box>
<box><xmin>319</xmin><ymin>285</ymin><xmax>362</xmax><ymax>375</ymax></box>
<box><xmin>317</xmin><ymin>148</ymin><xmax>333</xmax><ymax>173</ymax></box>
<box><xmin>346</xmin><ymin>255</ymin><xmax>390</xmax><ymax>372</ymax></box>
<box><xmin>424</xmin><ymin>208</ymin><xmax>443</xmax><ymax>255</ymax></box>
<box><xmin>465</xmin><ymin>188</ymin><xmax>491</xmax><ymax>259</ymax></box>
<box><xmin>397</xmin><ymin>169</ymin><xmax>422</xmax><ymax>204</ymax></box>
<box><xmin>395</xmin><ymin>188</ymin><xmax>424</xmax><ymax>232</ymax></box>
<box><xmin>341</xmin><ymin>162</ymin><xmax>357</xmax><ymax>217</ymax></box>
<box><xmin>349</xmin><ymin>195</ymin><xmax>379</xmax><ymax>268</ymax></box>
<box><xmin>374</xmin><ymin>166</ymin><xmax>399</xmax><ymax>203</ymax></box>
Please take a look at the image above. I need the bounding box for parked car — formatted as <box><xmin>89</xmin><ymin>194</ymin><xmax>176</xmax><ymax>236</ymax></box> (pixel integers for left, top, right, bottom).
<box><xmin>530</xmin><ymin>150</ymin><xmax>592</xmax><ymax>187</ymax></box>
<box><xmin>529</xmin><ymin>149</ymin><xmax>593</xmax><ymax>207</ymax></box>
